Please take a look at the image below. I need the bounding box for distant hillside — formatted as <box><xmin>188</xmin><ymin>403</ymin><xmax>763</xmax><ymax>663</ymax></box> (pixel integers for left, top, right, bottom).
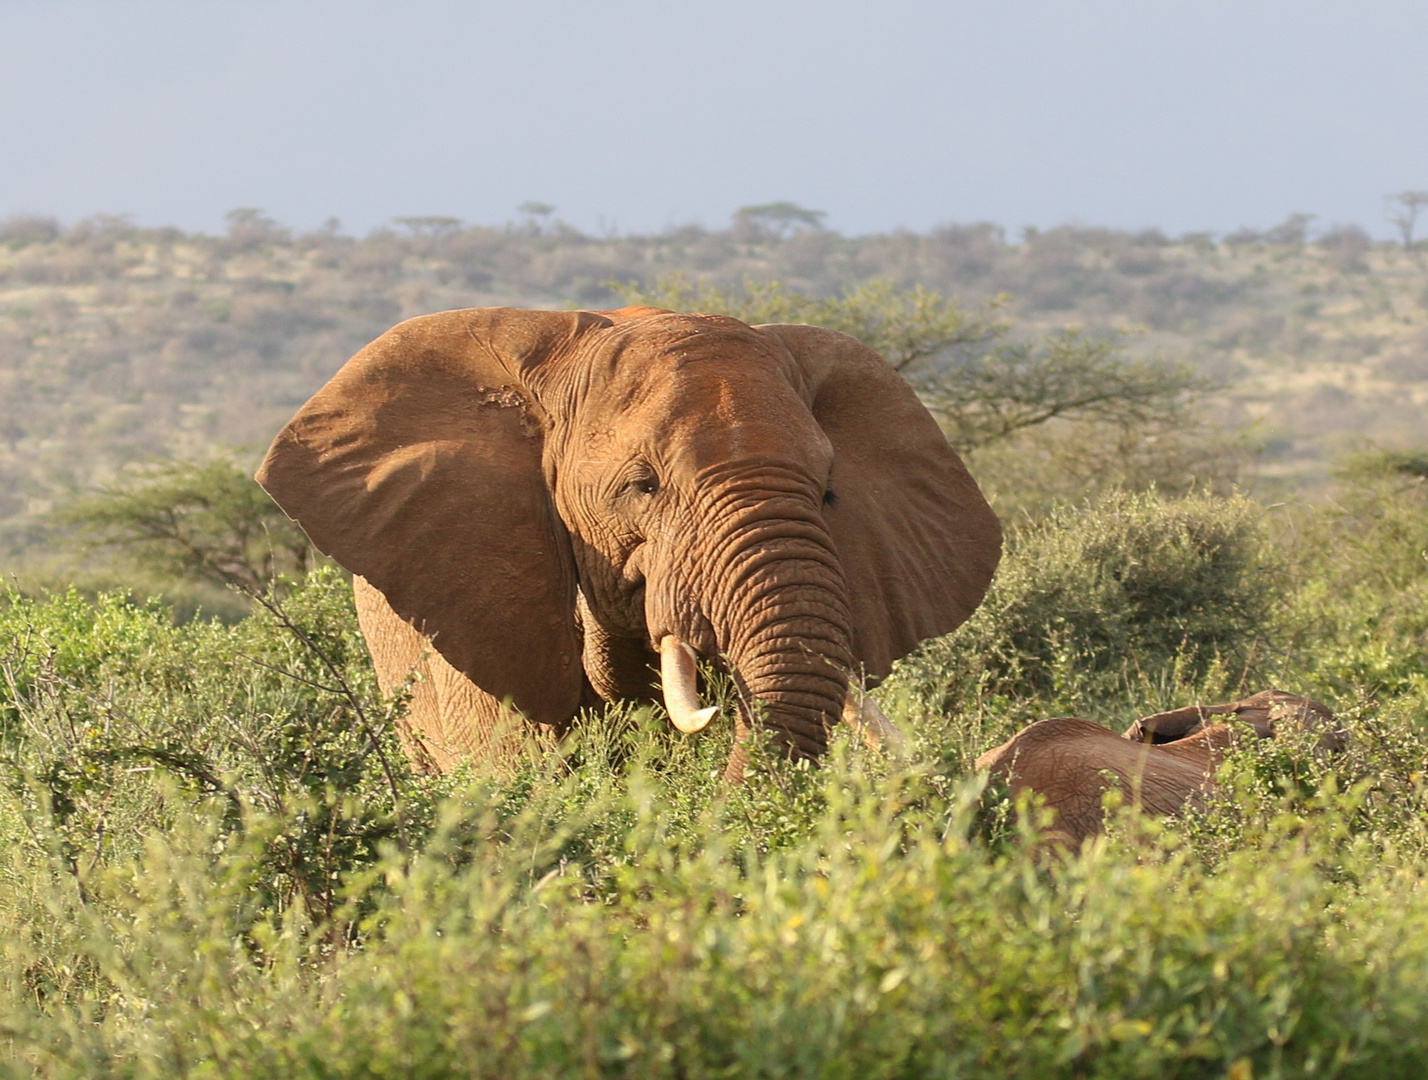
<box><xmin>2</xmin><ymin>210</ymin><xmax>1425</xmax><ymax>555</ymax></box>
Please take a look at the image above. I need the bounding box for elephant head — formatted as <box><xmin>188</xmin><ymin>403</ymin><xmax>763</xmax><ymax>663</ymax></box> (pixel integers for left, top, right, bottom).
<box><xmin>256</xmin><ymin>306</ymin><xmax>1001</xmax><ymax>775</ymax></box>
<box><xmin>1121</xmin><ymin>689</ymin><xmax>1345</xmax><ymax>751</ymax></box>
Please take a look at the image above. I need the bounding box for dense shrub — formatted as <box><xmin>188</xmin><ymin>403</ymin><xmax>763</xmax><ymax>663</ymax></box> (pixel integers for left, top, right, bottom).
<box><xmin>2</xmin><ymin>486</ymin><xmax>1428</xmax><ymax>1077</ymax></box>
<box><xmin>884</xmin><ymin>489</ymin><xmax>1279</xmax><ymax>750</ymax></box>
<box><xmin>0</xmin><ymin>568</ymin><xmax>430</xmax><ymax>924</ymax></box>
<box><xmin>1278</xmin><ymin>456</ymin><xmax>1428</xmax><ymax>699</ymax></box>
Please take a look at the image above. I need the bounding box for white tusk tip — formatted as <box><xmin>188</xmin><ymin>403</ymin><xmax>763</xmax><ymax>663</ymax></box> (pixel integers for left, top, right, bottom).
<box><xmin>671</xmin><ymin>705</ymin><xmax>718</xmax><ymax>734</ymax></box>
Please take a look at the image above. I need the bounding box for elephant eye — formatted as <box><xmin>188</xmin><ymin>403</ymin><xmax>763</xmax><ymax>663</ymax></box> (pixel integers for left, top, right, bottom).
<box><xmin>823</xmin><ymin>488</ymin><xmax>837</xmax><ymax>506</ymax></box>
<box><xmin>626</xmin><ymin>468</ymin><xmax>660</xmax><ymax>497</ymax></box>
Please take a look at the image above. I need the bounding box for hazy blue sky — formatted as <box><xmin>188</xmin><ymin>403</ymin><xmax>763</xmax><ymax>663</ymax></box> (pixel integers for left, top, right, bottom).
<box><xmin>3</xmin><ymin>0</ymin><xmax>1426</xmax><ymax>238</ymax></box>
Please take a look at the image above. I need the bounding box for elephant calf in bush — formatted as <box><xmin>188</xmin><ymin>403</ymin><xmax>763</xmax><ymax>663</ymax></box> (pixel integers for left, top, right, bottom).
<box><xmin>975</xmin><ymin>690</ymin><xmax>1341</xmax><ymax>848</ymax></box>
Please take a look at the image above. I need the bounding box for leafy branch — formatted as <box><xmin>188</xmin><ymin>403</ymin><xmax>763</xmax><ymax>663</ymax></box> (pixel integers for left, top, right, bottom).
<box><xmin>911</xmin><ymin>328</ymin><xmax>1206</xmax><ymax>450</ymax></box>
<box><xmin>55</xmin><ymin>453</ymin><xmax>313</xmax><ymax>594</ymax></box>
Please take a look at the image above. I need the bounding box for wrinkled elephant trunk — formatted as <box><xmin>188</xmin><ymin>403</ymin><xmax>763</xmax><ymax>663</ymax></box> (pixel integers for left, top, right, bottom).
<box><xmin>725</xmin><ymin>621</ymin><xmax>852</xmax><ymax>770</ymax></box>
<box><xmin>697</xmin><ymin>488</ymin><xmax>858</xmax><ymax>777</ymax></box>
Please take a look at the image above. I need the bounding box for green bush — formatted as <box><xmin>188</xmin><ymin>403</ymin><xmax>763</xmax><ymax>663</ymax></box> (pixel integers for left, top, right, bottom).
<box><xmin>0</xmin><ymin>567</ymin><xmax>430</xmax><ymax>926</ymax></box>
<box><xmin>1278</xmin><ymin>455</ymin><xmax>1428</xmax><ymax>699</ymax></box>
<box><xmin>4</xmin><ymin>481</ymin><xmax>1428</xmax><ymax>1077</ymax></box>
<box><xmin>884</xmin><ymin>489</ymin><xmax>1279</xmax><ymax>755</ymax></box>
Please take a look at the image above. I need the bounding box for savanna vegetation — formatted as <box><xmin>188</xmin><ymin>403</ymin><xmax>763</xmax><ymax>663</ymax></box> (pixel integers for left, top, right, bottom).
<box><xmin>3</xmin><ymin>202</ymin><xmax>1427</xmax><ymax>562</ymax></box>
<box><xmin>1</xmin><ymin>203</ymin><xmax>1427</xmax><ymax>1076</ymax></box>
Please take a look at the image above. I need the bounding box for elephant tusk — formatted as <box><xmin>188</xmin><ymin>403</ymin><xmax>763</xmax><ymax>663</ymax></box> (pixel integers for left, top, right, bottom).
<box><xmin>658</xmin><ymin>636</ymin><xmax>718</xmax><ymax>734</ymax></box>
<box><xmin>843</xmin><ymin>688</ymin><xmax>906</xmax><ymax>755</ymax></box>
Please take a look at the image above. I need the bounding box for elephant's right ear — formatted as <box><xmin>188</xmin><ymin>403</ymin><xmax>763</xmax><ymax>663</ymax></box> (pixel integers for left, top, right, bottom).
<box><xmin>256</xmin><ymin>307</ymin><xmax>609</xmax><ymax>725</ymax></box>
<box><xmin>757</xmin><ymin>324</ymin><xmax>1002</xmax><ymax>681</ymax></box>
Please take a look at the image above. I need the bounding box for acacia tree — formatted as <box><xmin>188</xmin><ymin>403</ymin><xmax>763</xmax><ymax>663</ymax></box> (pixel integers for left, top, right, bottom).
<box><xmin>912</xmin><ymin>328</ymin><xmax>1204</xmax><ymax>450</ymax></box>
<box><xmin>58</xmin><ymin>454</ymin><xmax>312</xmax><ymax>594</ymax></box>
<box><xmin>1387</xmin><ymin>191</ymin><xmax>1428</xmax><ymax>248</ymax></box>
<box><xmin>731</xmin><ymin>202</ymin><xmax>828</xmax><ymax>241</ymax></box>
<box><xmin>393</xmin><ymin>216</ymin><xmax>464</xmax><ymax>239</ymax></box>
<box><xmin>610</xmin><ymin>275</ymin><xmax>1206</xmax><ymax>452</ymax></box>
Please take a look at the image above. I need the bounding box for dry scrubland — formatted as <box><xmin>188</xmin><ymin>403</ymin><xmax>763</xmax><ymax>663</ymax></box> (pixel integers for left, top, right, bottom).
<box><xmin>1</xmin><ymin>210</ymin><xmax>1426</xmax><ymax>532</ymax></box>
<box><xmin>1</xmin><ymin>210</ymin><xmax>1427</xmax><ymax>1077</ymax></box>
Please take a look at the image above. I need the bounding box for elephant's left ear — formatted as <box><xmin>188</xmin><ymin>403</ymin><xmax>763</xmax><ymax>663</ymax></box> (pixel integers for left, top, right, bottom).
<box><xmin>757</xmin><ymin>324</ymin><xmax>1002</xmax><ymax>680</ymax></box>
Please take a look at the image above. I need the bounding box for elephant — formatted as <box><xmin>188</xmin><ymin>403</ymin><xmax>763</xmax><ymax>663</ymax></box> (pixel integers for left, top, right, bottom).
<box><xmin>974</xmin><ymin>690</ymin><xmax>1336</xmax><ymax>848</ymax></box>
<box><xmin>1120</xmin><ymin>688</ymin><xmax>1345</xmax><ymax>751</ymax></box>
<box><xmin>256</xmin><ymin>305</ymin><xmax>1002</xmax><ymax>777</ymax></box>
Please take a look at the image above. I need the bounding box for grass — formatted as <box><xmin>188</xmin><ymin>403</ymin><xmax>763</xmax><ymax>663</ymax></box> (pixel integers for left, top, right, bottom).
<box><xmin>2</xmin><ymin>478</ymin><xmax>1428</xmax><ymax>1077</ymax></box>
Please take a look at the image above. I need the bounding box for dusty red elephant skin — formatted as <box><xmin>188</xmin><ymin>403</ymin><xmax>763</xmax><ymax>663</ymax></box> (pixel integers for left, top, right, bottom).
<box><xmin>974</xmin><ymin>691</ymin><xmax>1336</xmax><ymax>848</ymax></box>
<box><xmin>256</xmin><ymin>305</ymin><xmax>1001</xmax><ymax>777</ymax></box>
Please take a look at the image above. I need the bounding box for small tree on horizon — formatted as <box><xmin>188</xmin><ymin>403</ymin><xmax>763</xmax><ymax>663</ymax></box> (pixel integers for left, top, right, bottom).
<box><xmin>1386</xmin><ymin>190</ymin><xmax>1428</xmax><ymax>248</ymax></box>
<box><xmin>732</xmin><ymin>201</ymin><xmax>828</xmax><ymax>241</ymax></box>
<box><xmin>393</xmin><ymin>216</ymin><xmax>464</xmax><ymax>239</ymax></box>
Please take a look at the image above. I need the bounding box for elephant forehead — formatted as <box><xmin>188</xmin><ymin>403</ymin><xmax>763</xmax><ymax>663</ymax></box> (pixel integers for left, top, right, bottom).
<box><xmin>644</xmin><ymin>370</ymin><xmax>829</xmax><ymax>463</ymax></box>
<box><xmin>656</xmin><ymin>362</ymin><xmax>807</xmax><ymax>419</ymax></box>
<box><xmin>571</xmin><ymin>341</ymin><xmax>814</xmax><ymax>430</ymax></box>
<box><xmin>579</xmin><ymin>318</ymin><xmax>801</xmax><ymax>389</ymax></box>
<box><xmin>558</xmin><ymin>325</ymin><xmax>830</xmax><ymax>471</ymax></box>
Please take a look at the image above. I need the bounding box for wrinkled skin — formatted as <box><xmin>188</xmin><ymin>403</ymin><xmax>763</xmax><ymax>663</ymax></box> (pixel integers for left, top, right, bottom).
<box><xmin>258</xmin><ymin>306</ymin><xmax>1001</xmax><ymax>776</ymax></box>
<box><xmin>975</xmin><ymin>690</ymin><xmax>1337</xmax><ymax>848</ymax></box>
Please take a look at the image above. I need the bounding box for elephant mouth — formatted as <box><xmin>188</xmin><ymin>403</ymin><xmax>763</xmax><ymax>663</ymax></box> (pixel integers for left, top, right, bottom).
<box><xmin>637</xmin><ymin>526</ymin><xmax>903</xmax><ymax>760</ymax></box>
<box><xmin>638</xmin><ymin>583</ymin><xmax>722</xmax><ymax>734</ymax></box>
<box><xmin>654</xmin><ymin>633</ymin><xmax>904</xmax><ymax>752</ymax></box>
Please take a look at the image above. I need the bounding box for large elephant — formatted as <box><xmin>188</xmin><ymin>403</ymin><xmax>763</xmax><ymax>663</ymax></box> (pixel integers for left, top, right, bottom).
<box><xmin>257</xmin><ymin>306</ymin><xmax>1001</xmax><ymax>776</ymax></box>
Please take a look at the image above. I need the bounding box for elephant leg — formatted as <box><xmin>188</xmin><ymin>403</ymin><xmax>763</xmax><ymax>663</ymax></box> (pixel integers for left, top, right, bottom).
<box><xmin>353</xmin><ymin>576</ymin><xmax>531</xmax><ymax>772</ymax></box>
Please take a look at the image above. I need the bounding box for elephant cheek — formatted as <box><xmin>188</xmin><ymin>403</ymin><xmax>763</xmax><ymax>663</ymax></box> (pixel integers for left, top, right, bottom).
<box><xmin>640</xmin><ymin>559</ymin><xmax>719</xmax><ymax>658</ymax></box>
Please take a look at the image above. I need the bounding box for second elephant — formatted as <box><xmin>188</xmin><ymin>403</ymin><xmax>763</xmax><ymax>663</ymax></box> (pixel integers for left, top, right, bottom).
<box><xmin>975</xmin><ymin>690</ymin><xmax>1337</xmax><ymax>847</ymax></box>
